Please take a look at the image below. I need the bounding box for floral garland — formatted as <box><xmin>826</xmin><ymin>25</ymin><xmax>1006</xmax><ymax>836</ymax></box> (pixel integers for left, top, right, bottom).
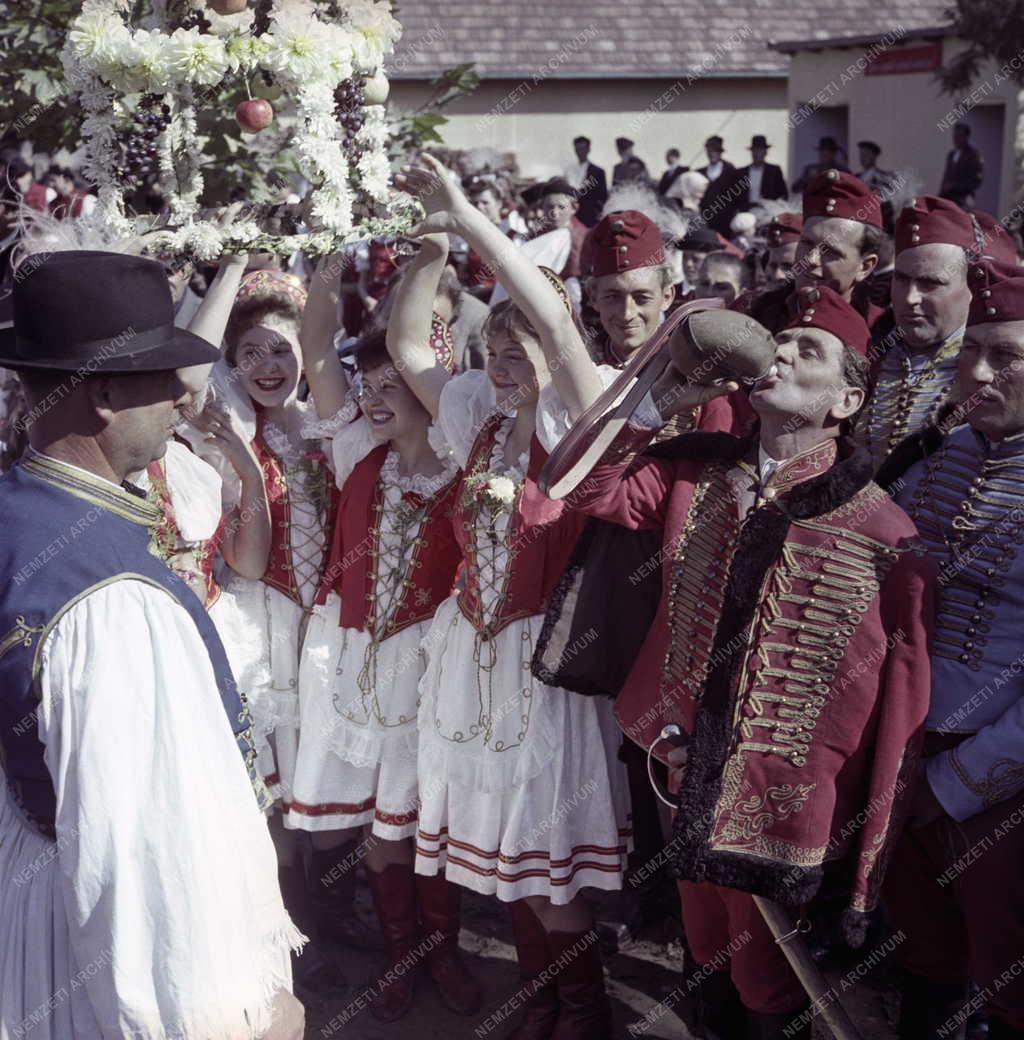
<box><xmin>61</xmin><ymin>0</ymin><xmax>413</xmax><ymax>259</ymax></box>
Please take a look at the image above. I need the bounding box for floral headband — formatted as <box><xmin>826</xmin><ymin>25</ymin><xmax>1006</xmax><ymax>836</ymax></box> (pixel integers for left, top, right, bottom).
<box><xmin>235</xmin><ymin>268</ymin><xmax>308</xmax><ymax>310</ymax></box>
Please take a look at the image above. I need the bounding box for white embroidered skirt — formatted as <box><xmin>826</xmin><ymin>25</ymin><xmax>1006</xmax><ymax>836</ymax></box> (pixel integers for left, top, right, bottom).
<box><xmin>226</xmin><ymin>578</ymin><xmax>307</xmax><ymax>807</ymax></box>
<box><xmin>414</xmin><ymin>596</ymin><xmax>631</xmax><ymax>904</ymax></box>
<box><xmin>208</xmin><ymin>586</ymin><xmax>272</xmax><ymax>705</ymax></box>
<box><xmin>285</xmin><ymin>595</ymin><xmax>422</xmax><ymax>840</ymax></box>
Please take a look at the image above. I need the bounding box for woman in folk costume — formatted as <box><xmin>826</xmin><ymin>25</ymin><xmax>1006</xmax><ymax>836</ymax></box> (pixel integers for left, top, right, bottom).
<box><xmin>138</xmin><ymin>256</ymin><xmax>274</xmax><ymax>703</ymax></box>
<box><xmin>185</xmin><ymin>264</ymin><xmax>353</xmax><ymax>998</ymax></box>
<box><xmin>206</xmin><ymin>268</ymin><xmax>332</xmax><ymax>803</ymax></box>
<box><xmin>389</xmin><ymin>157</ymin><xmax>631</xmax><ymax>1040</ymax></box>
<box><xmin>284</xmin><ymin>248</ymin><xmax>482</xmax><ymax>1021</ymax></box>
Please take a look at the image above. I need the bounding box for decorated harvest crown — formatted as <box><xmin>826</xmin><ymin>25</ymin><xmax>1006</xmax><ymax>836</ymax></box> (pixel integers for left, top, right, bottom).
<box><xmin>62</xmin><ymin>0</ymin><xmax>416</xmax><ymax>260</ymax></box>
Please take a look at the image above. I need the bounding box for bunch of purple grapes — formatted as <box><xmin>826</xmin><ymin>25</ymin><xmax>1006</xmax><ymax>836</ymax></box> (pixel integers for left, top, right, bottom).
<box><xmin>333</xmin><ymin>76</ymin><xmax>366</xmax><ymax>151</ymax></box>
<box><xmin>114</xmin><ymin>95</ymin><xmax>171</xmax><ymax>189</ymax></box>
<box><xmin>177</xmin><ymin>8</ymin><xmax>211</xmax><ymax>32</ymax></box>
<box><xmin>252</xmin><ymin>0</ymin><xmax>273</xmax><ymax>35</ymax></box>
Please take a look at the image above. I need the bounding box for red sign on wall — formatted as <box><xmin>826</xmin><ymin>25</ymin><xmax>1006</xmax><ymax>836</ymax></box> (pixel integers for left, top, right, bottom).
<box><xmin>866</xmin><ymin>40</ymin><xmax>943</xmax><ymax>76</ymax></box>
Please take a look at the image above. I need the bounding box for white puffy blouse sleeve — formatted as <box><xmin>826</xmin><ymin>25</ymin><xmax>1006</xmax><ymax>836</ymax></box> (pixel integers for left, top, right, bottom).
<box><xmin>535</xmin><ymin>363</ymin><xmax>621</xmax><ymax>454</ymax></box>
<box><xmin>161</xmin><ymin>439</ymin><xmax>224</xmax><ymax>542</ymax></box>
<box><xmin>37</xmin><ymin>580</ymin><xmax>301</xmax><ymax>1039</ymax></box>
<box><xmin>431</xmin><ymin>369</ymin><xmax>499</xmax><ymax>469</ymax></box>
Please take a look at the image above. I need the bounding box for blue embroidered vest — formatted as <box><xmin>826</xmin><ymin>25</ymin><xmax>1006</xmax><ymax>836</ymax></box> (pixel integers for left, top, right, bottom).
<box><xmin>0</xmin><ymin>453</ymin><xmax>270</xmax><ymax>836</ymax></box>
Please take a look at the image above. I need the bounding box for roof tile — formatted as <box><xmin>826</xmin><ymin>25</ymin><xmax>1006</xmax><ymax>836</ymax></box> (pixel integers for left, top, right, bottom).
<box><xmin>389</xmin><ymin>1</ymin><xmax>951</xmax><ymax>77</ymax></box>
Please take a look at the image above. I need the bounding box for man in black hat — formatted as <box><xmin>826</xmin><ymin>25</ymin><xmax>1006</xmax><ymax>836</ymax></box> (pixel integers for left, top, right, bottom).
<box><xmin>855</xmin><ymin>140</ymin><xmax>896</xmax><ymax>194</ymax></box>
<box><xmin>520</xmin><ymin>182</ymin><xmax>548</xmax><ymax>238</ymax></box>
<box><xmin>677</xmin><ymin>225</ymin><xmax>727</xmax><ymax>297</ymax></box>
<box><xmin>702</xmin><ymin>135</ymin><xmax>787</xmax><ymax>235</ymax></box>
<box><xmin>565</xmin><ymin>135</ymin><xmax>608</xmax><ymax>227</ymax></box>
<box><xmin>658</xmin><ymin>148</ymin><xmax>689</xmax><ymax>195</ymax></box>
<box><xmin>792</xmin><ymin>135</ymin><xmax>850</xmax><ymax>194</ymax></box>
<box><xmin>697</xmin><ymin>134</ymin><xmax>735</xmax><ymax>184</ymax></box>
<box><xmin>541</xmin><ymin>175</ymin><xmax>589</xmax><ymax>278</ymax></box>
<box><xmin>612</xmin><ymin>136</ymin><xmax>650</xmax><ymax>186</ymax></box>
<box><xmin>0</xmin><ymin>251</ymin><xmax>304</xmax><ymax>1039</ymax></box>
<box><xmin>939</xmin><ymin>122</ymin><xmax>985</xmax><ymax>209</ymax></box>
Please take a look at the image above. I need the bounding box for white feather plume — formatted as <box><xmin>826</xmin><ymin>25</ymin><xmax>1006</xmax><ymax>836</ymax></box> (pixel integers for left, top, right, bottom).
<box><xmin>601</xmin><ymin>183</ymin><xmax>691</xmax><ymax>242</ymax></box>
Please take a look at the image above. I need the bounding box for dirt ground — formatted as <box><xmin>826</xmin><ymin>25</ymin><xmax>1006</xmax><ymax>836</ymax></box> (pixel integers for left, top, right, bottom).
<box><xmin>301</xmin><ymin>877</ymin><xmax>901</xmax><ymax>1040</ymax></box>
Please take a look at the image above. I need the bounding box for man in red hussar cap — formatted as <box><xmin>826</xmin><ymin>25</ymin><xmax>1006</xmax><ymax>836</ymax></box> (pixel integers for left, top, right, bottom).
<box><xmin>858</xmin><ymin>195</ymin><xmax>977</xmax><ymax>468</ymax></box>
<box><xmin>545</xmin><ymin>210</ymin><xmax>746</xmax><ymax>949</ymax></box>
<box><xmin>584</xmin><ymin>209</ymin><xmax>681</xmax><ymax>366</ymax></box>
<box><xmin>553</xmin><ymin>287</ymin><xmax>934</xmax><ymax>1039</ymax></box>
<box><xmin>761</xmin><ymin>213</ymin><xmax>803</xmax><ymax>287</ymax></box>
<box><xmin>739</xmin><ymin>170</ymin><xmax>888</xmax><ymax>338</ymax></box>
<box><xmin>585</xmin><ymin>208</ymin><xmax>746</xmax><ymax>413</ymax></box>
<box><xmin>878</xmin><ymin>257</ymin><xmax>1024</xmax><ymax>1040</ymax></box>
<box><xmin>970</xmin><ymin>208</ymin><xmax>1020</xmax><ymax>265</ymax></box>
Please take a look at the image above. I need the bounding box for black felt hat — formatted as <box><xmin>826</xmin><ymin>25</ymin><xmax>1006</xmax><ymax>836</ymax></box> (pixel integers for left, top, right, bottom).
<box><xmin>540</xmin><ymin>176</ymin><xmax>578</xmax><ymax>200</ymax></box>
<box><xmin>677</xmin><ymin>226</ymin><xmax>723</xmax><ymax>252</ymax></box>
<box><xmin>521</xmin><ymin>183</ymin><xmax>546</xmax><ymax>207</ymax></box>
<box><xmin>0</xmin><ymin>250</ymin><xmax>221</xmax><ymax>373</ymax></box>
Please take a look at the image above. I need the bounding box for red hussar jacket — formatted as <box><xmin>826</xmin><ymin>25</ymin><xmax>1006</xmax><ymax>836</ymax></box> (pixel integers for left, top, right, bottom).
<box><xmin>560</xmin><ymin>425</ymin><xmax>935</xmax><ymax>942</ymax></box>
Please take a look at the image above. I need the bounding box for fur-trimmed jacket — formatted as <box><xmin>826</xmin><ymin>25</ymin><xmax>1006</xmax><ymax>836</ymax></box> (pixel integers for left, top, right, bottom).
<box><xmin>545</xmin><ymin>424</ymin><xmax>935</xmax><ymax>942</ymax></box>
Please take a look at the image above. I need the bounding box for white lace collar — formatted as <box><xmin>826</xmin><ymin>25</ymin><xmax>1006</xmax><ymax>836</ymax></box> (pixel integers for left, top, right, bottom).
<box><xmin>261</xmin><ymin>400</ymin><xmax>313</xmax><ymax>459</ymax></box>
<box><xmin>380</xmin><ymin>448</ymin><xmax>459</xmax><ymax>498</ymax></box>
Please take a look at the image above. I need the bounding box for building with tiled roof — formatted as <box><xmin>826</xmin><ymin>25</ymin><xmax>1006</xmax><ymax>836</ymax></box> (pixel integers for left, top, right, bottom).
<box><xmin>776</xmin><ymin>27</ymin><xmax>1020</xmax><ymax>216</ymax></box>
<box><xmin>387</xmin><ymin>2</ymin><xmax>971</xmax><ymax>200</ymax></box>
<box><xmin>390</xmin><ymin>1</ymin><xmax>951</xmax><ymax>80</ymax></box>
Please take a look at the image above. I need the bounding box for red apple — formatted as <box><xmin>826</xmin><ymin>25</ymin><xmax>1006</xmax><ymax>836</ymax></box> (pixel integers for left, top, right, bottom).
<box><xmin>209</xmin><ymin>0</ymin><xmax>248</xmax><ymax>14</ymax></box>
<box><xmin>236</xmin><ymin>98</ymin><xmax>274</xmax><ymax>133</ymax></box>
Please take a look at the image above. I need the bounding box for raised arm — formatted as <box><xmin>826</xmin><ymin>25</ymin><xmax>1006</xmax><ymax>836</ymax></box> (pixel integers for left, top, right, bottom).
<box><xmin>179</xmin><ymin>254</ymin><xmax>249</xmax><ymax>396</ymax></box>
<box><xmin>384</xmin><ymin>233</ymin><xmax>452</xmax><ymax>420</ymax></box>
<box><xmin>396</xmin><ymin>155</ymin><xmax>603</xmax><ymax>421</ymax></box>
<box><xmin>300</xmin><ymin>254</ymin><xmax>351</xmax><ymax>419</ymax></box>
<box><xmin>184</xmin><ymin>403</ymin><xmax>272</xmax><ymax>580</ymax></box>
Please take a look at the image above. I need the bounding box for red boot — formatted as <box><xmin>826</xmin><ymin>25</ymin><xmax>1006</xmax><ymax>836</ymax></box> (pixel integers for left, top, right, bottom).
<box><xmin>547</xmin><ymin>928</ymin><xmax>612</xmax><ymax>1040</ymax></box>
<box><xmin>365</xmin><ymin>863</ymin><xmax>420</xmax><ymax>1022</ymax></box>
<box><xmin>415</xmin><ymin>873</ymin><xmax>483</xmax><ymax>1015</ymax></box>
<box><xmin>505</xmin><ymin>900</ymin><xmax>560</xmax><ymax>1040</ymax></box>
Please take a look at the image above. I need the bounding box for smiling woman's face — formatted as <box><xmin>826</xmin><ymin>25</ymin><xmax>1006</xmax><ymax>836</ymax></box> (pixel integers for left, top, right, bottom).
<box><xmin>357</xmin><ymin>358</ymin><xmax>430</xmax><ymax>443</ymax></box>
<box><xmin>486</xmin><ymin>329</ymin><xmax>546</xmax><ymax>410</ymax></box>
<box><xmin>233</xmin><ymin>316</ymin><xmax>302</xmax><ymax>408</ymax></box>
